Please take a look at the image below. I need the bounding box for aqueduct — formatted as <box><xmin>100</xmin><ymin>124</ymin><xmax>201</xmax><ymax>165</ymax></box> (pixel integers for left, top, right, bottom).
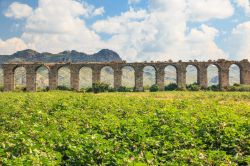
<box><xmin>2</xmin><ymin>59</ymin><xmax>250</xmax><ymax>91</ymax></box>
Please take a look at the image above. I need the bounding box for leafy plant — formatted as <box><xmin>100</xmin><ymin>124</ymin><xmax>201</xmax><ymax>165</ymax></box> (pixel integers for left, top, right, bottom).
<box><xmin>149</xmin><ymin>84</ymin><xmax>159</xmax><ymax>92</ymax></box>
<box><xmin>0</xmin><ymin>92</ymin><xmax>249</xmax><ymax>165</ymax></box>
<box><xmin>165</xmin><ymin>83</ymin><xmax>178</xmax><ymax>91</ymax></box>
<box><xmin>186</xmin><ymin>83</ymin><xmax>201</xmax><ymax>91</ymax></box>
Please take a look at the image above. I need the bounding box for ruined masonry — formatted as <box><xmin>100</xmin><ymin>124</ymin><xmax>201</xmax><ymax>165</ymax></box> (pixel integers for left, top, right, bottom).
<box><xmin>2</xmin><ymin>59</ymin><xmax>250</xmax><ymax>91</ymax></box>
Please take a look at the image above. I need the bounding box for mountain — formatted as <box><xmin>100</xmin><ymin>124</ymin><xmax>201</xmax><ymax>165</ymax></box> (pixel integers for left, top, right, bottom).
<box><xmin>0</xmin><ymin>49</ymin><xmax>122</xmax><ymax>63</ymax></box>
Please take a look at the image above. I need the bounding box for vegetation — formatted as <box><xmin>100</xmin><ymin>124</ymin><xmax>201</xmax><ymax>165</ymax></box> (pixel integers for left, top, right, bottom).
<box><xmin>165</xmin><ymin>83</ymin><xmax>178</xmax><ymax>91</ymax></box>
<box><xmin>92</xmin><ymin>82</ymin><xmax>110</xmax><ymax>93</ymax></box>
<box><xmin>0</xmin><ymin>92</ymin><xmax>249</xmax><ymax>165</ymax></box>
<box><xmin>117</xmin><ymin>86</ymin><xmax>133</xmax><ymax>92</ymax></box>
<box><xmin>56</xmin><ymin>86</ymin><xmax>72</xmax><ymax>91</ymax></box>
<box><xmin>186</xmin><ymin>83</ymin><xmax>201</xmax><ymax>91</ymax></box>
<box><xmin>228</xmin><ymin>84</ymin><xmax>250</xmax><ymax>92</ymax></box>
<box><xmin>149</xmin><ymin>84</ymin><xmax>159</xmax><ymax>92</ymax></box>
<box><xmin>207</xmin><ymin>85</ymin><xmax>220</xmax><ymax>91</ymax></box>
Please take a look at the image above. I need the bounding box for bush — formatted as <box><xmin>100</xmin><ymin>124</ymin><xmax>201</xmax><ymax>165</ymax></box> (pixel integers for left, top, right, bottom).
<box><xmin>80</xmin><ymin>87</ymin><xmax>93</xmax><ymax>93</ymax></box>
<box><xmin>37</xmin><ymin>86</ymin><xmax>49</xmax><ymax>92</ymax></box>
<box><xmin>14</xmin><ymin>85</ymin><xmax>27</xmax><ymax>92</ymax></box>
<box><xmin>150</xmin><ymin>84</ymin><xmax>159</xmax><ymax>92</ymax></box>
<box><xmin>92</xmin><ymin>82</ymin><xmax>110</xmax><ymax>93</ymax></box>
<box><xmin>187</xmin><ymin>83</ymin><xmax>201</xmax><ymax>91</ymax></box>
<box><xmin>57</xmin><ymin>86</ymin><xmax>71</xmax><ymax>91</ymax></box>
<box><xmin>165</xmin><ymin>83</ymin><xmax>178</xmax><ymax>91</ymax></box>
<box><xmin>228</xmin><ymin>84</ymin><xmax>250</xmax><ymax>92</ymax></box>
<box><xmin>117</xmin><ymin>86</ymin><xmax>133</xmax><ymax>92</ymax></box>
<box><xmin>207</xmin><ymin>85</ymin><xmax>220</xmax><ymax>91</ymax></box>
<box><xmin>0</xmin><ymin>85</ymin><xmax>4</xmax><ymax>92</ymax></box>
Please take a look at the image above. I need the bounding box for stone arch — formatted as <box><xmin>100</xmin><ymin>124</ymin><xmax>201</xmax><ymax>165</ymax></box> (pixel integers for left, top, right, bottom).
<box><xmin>100</xmin><ymin>66</ymin><xmax>114</xmax><ymax>87</ymax></box>
<box><xmin>14</xmin><ymin>66</ymin><xmax>26</xmax><ymax>90</ymax></box>
<box><xmin>229</xmin><ymin>64</ymin><xmax>241</xmax><ymax>86</ymax></box>
<box><xmin>186</xmin><ymin>65</ymin><xmax>198</xmax><ymax>85</ymax></box>
<box><xmin>79</xmin><ymin>67</ymin><xmax>92</xmax><ymax>88</ymax></box>
<box><xmin>122</xmin><ymin>66</ymin><xmax>135</xmax><ymax>88</ymax></box>
<box><xmin>36</xmin><ymin>65</ymin><xmax>49</xmax><ymax>90</ymax></box>
<box><xmin>207</xmin><ymin>64</ymin><xmax>219</xmax><ymax>86</ymax></box>
<box><xmin>57</xmin><ymin>66</ymin><xmax>71</xmax><ymax>88</ymax></box>
<box><xmin>143</xmin><ymin>65</ymin><xmax>156</xmax><ymax>89</ymax></box>
<box><xmin>164</xmin><ymin>65</ymin><xmax>177</xmax><ymax>85</ymax></box>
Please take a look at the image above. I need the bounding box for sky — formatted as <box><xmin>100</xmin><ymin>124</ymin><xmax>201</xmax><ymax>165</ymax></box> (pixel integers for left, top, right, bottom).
<box><xmin>0</xmin><ymin>0</ymin><xmax>249</xmax><ymax>62</ymax></box>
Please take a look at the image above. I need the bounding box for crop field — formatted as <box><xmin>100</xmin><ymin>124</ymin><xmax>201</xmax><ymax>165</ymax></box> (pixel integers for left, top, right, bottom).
<box><xmin>0</xmin><ymin>91</ymin><xmax>249</xmax><ymax>165</ymax></box>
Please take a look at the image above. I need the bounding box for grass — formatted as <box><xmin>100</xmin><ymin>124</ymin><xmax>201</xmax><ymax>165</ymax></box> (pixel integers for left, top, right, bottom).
<box><xmin>0</xmin><ymin>91</ymin><xmax>249</xmax><ymax>165</ymax></box>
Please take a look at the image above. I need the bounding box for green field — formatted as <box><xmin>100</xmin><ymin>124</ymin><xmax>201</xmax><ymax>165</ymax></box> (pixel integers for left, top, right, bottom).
<box><xmin>0</xmin><ymin>92</ymin><xmax>249</xmax><ymax>165</ymax></box>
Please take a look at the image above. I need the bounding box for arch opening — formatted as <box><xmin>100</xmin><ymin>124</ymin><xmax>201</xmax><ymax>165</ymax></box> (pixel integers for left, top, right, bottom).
<box><xmin>229</xmin><ymin>64</ymin><xmax>240</xmax><ymax>86</ymax></box>
<box><xmin>122</xmin><ymin>66</ymin><xmax>135</xmax><ymax>88</ymax></box>
<box><xmin>14</xmin><ymin>66</ymin><xmax>26</xmax><ymax>91</ymax></box>
<box><xmin>0</xmin><ymin>67</ymin><xmax>3</xmax><ymax>89</ymax></box>
<box><xmin>79</xmin><ymin>67</ymin><xmax>92</xmax><ymax>89</ymax></box>
<box><xmin>143</xmin><ymin>66</ymin><xmax>156</xmax><ymax>90</ymax></box>
<box><xmin>58</xmin><ymin>66</ymin><xmax>71</xmax><ymax>89</ymax></box>
<box><xmin>164</xmin><ymin>65</ymin><xmax>177</xmax><ymax>85</ymax></box>
<box><xmin>186</xmin><ymin>65</ymin><xmax>198</xmax><ymax>85</ymax></box>
<box><xmin>36</xmin><ymin>66</ymin><xmax>49</xmax><ymax>91</ymax></box>
<box><xmin>207</xmin><ymin>65</ymin><xmax>219</xmax><ymax>86</ymax></box>
<box><xmin>100</xmin><ymin>66</ymin><xmax>114</xmax><ymax>87</ymax></box>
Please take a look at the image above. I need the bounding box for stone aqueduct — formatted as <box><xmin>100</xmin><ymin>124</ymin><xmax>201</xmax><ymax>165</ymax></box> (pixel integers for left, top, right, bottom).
<box><xmin>2</xmin><ymin>59</ymin><xmax>250</xmax><ymax>91</ymax></box>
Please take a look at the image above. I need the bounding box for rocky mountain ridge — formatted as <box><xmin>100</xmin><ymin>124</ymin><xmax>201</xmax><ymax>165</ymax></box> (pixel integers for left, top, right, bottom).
<box><xmin>0</xmin><ymin>49</ymin><xmax>122</xmax><ymax>63</ymax></box>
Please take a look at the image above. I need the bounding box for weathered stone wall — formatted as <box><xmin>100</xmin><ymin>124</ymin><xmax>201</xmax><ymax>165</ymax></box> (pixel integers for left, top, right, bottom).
<box><xmin>2</xmin><ymin>59</ymin><xmax>250</xmax><ymax>92</ymax></box>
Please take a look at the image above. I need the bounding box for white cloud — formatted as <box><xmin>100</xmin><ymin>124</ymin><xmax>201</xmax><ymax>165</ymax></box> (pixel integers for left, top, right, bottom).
<box><xmin>236</xmin><ymin>0</ymin><xmax>250</xmax><ymax>16</ymax></box>
<box><xmin>4</xmin><ymin>2</ymin><xmax>33</xmax><ymax>19</ymax></box>
<box><xmin>2</xmin><ymin>0</ymin><xmax>248</xmax><ymax>61</ymax></box>
<box><xmin>4</xmin><ymin>0</ymin><xmax>105</xmax><ymax>54</ymax></box>
<box><xmin>0</xmin><ymin>38</ymin><xmax>28</xmax><ymax>55</ymax></box>
<box><xmin>93</xmin><ymin>7</ymin><xmax>105</xmax><ymax>16</ymax></box>
<box><xmin>187</xmin><ymin>0</ymin><xmax>234</xmax><ymax>21</ymax></box>
<box><xmin>92</xmin><ymin>0</ymin><xmax>230</xmax><ymax>61</ymax></box>
<box><xmin>226</xmin><ymin>21</ymin><xmax>250</xmax><ymax>60</ymax></box>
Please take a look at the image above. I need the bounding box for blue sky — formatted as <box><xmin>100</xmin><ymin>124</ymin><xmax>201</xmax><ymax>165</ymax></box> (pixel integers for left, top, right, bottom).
<box><xmin>0</xmin><ymin>0</ymin><xmax>249</xmax><ymax>61</ymax></box>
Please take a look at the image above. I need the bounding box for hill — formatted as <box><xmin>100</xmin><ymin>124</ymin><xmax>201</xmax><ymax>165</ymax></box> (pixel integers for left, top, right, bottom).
<box><xmin>0</xmin><ymin>49</ymin><xmax>122</xmax><ymax>63</ymax></box>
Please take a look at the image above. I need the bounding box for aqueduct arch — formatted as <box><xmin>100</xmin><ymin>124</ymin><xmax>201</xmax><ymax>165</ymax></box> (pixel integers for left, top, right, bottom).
<box><xmin>1</xmin><ymin>59</ymin><xmax>250</xmax><ymax>92</ymax></box>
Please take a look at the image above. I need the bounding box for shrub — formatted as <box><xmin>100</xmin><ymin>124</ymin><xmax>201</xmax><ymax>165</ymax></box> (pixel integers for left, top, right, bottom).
<box><xmin>57</xmin><ymin>86</ymin><xmax>71</xmax><ymax>91</ymax></box>
<box><xmin>228</xmin><ymin>84</ymin><xmax>250</xmax><ymax>92</ymax></box>
<box><xmin>165</xmin><ymin>83</ymin><xmax>178</xmax><ymax>91</ymax></box>
<box><xmin>117</xmin><ymin>86</ymin><xmax>132</xmax><ymax>92</ymax></box>
<box><xmin>92</xmin><ymin>82</ymin><xmax>110</xmax><ymax>93</ymax></box>
<box><xmin>186</xmin><ymin>83</ymin><xmax>201</xmax><ymax>91</ymax></box>
<box><xmin>207</xmin><ymin>85</ymin><xmax>220</xmax><ymax>91</ymax></box>
<box><xmin>14</xmin><ymin>85</ymin><xmax>27</xmax><ymax>92</ymax></box>
<box><xmin>150</xmin><ymin>84</ymin><xmax>159</xmax><ymax>92</ymax></box>
<box><xmin>0</xmin><ymin>85</ymin><xmax>4</xmax><ymax>92</ymax></box>
<box><xmin>37</xmin><ymin>86</ymin><xmax>49</xmax><ymax>92</ymax></box>
<box><xmin>143</xmin><ymin>85</ymin><xmax>150</xmax><ymax>91</ymax></box>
